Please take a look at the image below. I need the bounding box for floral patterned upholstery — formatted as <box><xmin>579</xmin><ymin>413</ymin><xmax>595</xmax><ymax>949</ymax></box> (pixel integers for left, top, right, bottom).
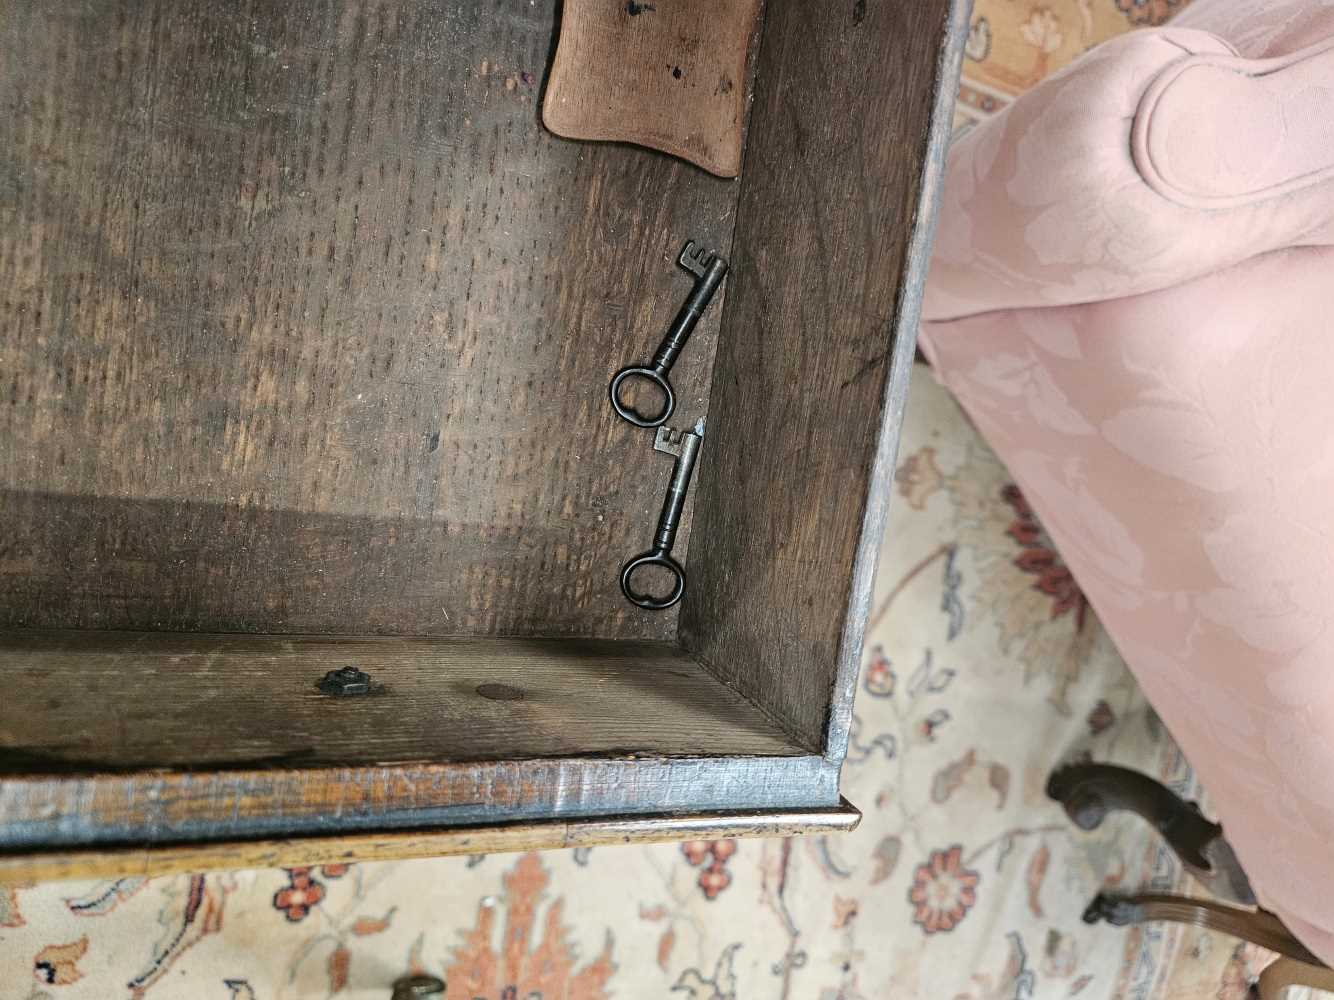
<box><xmin>921</xmin><ymin>0</ymin><xmax>1334</xmax><ymax>967</ymax></box>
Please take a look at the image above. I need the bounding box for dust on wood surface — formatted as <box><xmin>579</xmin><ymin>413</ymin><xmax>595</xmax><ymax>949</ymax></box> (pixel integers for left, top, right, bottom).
<box><xmin>0</xmin><ymin>0</ymin><xmax>739</xmax><ymax>638</ymax></box>
<box><xmin>0</xmin><ymin>632</ymin><xmax>803</xmax><ymax>769</ymax></box>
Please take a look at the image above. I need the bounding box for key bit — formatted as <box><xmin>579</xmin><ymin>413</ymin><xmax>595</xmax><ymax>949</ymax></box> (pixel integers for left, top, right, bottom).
<box><xmin>652</xmin><ymin>421</ymin><xmax>701</xmax><ymax>458</ymax></box>
<box><xmin>679</xmin><ymin>240</ymin><xmax>718</xmax><ymax>279</ymax></box>
<box><xmin>610</xmin><ymin>242</ymin><xmax>728</xmax><ymax>429</ymax></box>
<box><xmin>620</xmin><ymin>420</ymin><xmax>705</xmax><ymax>610</ymax></box>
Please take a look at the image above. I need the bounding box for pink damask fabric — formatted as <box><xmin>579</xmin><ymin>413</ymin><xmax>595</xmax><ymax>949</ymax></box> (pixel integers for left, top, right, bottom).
<box><xmin>921</xmin><ymin>0</ymin><xmax>1334</xmax><ymax>966</ymax></box>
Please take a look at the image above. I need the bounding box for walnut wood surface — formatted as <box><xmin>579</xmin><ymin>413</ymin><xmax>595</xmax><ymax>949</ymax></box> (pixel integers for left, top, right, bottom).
<box><xmin>0</xmin><ymin>0</ymin><xmax>736</xmax><ymax>639</ymax></box>
<box><xmin>0</xmin><ymin>801</ymin><xmax>860</xmax><ymax>884</ymax></box>
<box><xmin>680</xmin><ymin>0</ymin><xmax>971</xmax><ymax>748</ymax></box>
<box><xmin>0</xmin><ymin>632</ymin><xmax>804</xmax><ymax>769</ymax></box>
<box><xmin>0</xmin><ymin>631</ymin><xmax>837</xmax><ymax>846</ymax></box>
<box><xmin>543</xmin><ymin>0</ymin><xmax>764</xmax><ymax>177</ymax></box>
<box><xmin>0</xmin><ymin>0</ymin><xmax>968</xmax><ymax>851</ymax></box>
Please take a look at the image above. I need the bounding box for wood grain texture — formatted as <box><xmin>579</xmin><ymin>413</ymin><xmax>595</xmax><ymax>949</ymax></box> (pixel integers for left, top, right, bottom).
<box><xmin>0</xmin><ymin>631</ymin><xmax>803</xmax><ymax>769</ymax></box>
<box><xmin>822</xmin><ymin>0</ymin><xmax>973</xmax><ymax>764</ymax></box>
<box><xmin>543</xmin><ymin>0</ymin><xmax>764</xmax><ymax>177</ymax></box>
<box><xmin>0</xmin><ymin>800</ymin><xmax>860</xmax><ymax>884</ymax></box>
<box><xmin>0</xmin><ymin>0</ymin><xmax>965</xmax><ymax>855</ymax></box>
<box><xmin>0</xmin><ymin>0</ymin><xmax>736</xmax><ymax>638</ymax></box>
<box><xmin>679</xmin><ymin>0</ymin><xmax>971</xmax><ymax>749</ymax></box>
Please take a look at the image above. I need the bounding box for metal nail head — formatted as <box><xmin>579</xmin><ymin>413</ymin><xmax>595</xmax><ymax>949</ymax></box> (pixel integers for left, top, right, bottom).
<box><xmin>317</xmin><ymin>665</ymin><xmax>372</xmax><ymax>697</ymax></box>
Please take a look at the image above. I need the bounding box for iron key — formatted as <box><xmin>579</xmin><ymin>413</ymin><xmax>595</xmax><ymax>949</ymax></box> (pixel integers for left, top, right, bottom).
<box><xmin>620</xmin><ymin>419</ymin><xmax>704</xmax><ymax>610</ymax></box>
<box><xmin>610</xmin><ymin>241</ymin><xmax>728</xmax><ymax>428</ymax></box>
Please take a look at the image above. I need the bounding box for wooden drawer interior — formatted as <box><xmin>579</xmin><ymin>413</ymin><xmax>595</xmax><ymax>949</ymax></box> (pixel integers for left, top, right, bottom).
<box><xmin>0</xmin><ymin>0</ymin><xmax>734</xmax><ymax>643</ymax></box>
<box><xmin>0</xmin><ymin>0</ymin><xmax>967</xmax><ymax>865</ymax></box>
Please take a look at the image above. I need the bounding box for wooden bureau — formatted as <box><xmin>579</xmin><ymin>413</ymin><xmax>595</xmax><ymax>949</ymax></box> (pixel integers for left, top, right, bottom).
<box><xmin>0</xmin><ymin>0</ymin><xmax>968</xmax><ymax>877</ymax></box>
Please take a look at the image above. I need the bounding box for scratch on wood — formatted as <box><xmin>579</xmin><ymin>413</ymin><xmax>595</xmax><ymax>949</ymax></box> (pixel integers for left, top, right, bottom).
<box><xmin>840</xmin><ymin>351</ymin><xmax>886</xmax><ymax>389</ymax></box>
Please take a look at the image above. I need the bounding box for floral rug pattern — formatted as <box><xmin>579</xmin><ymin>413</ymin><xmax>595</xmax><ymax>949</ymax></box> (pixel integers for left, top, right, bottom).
<box><xmin>6</xmin><ymin>2</ymin><xmax>1274</xmax><ymax>997</ymax></box>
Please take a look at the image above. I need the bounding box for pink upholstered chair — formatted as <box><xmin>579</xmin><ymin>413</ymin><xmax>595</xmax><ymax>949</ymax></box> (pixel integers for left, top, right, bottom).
<box><xmin>918</xmin><ymin>0</ymin><xmax>1334</xmax><ymax>993</ymax></box>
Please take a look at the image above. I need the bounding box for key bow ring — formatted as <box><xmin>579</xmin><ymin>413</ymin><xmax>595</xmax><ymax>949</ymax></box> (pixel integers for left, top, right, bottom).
<box><xmin>609</xmin><ymin>242</ymin><xmax>728</xmax><ymax>428</ymax></box>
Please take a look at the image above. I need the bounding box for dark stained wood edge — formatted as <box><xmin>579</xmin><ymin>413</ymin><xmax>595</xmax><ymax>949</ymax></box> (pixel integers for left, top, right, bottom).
<box><xmin>823</xmin><ymin>0</ymin><xmax>974</xmax><ymax>764</ymax></box>
<box><xmin>0</xmin><ymin>799</ymin><xmax>861</xmax><ymax>884</ymax></box>
<box><xmin>0</xmin><ymin>754</ymin><xmax>840</xmax><ymax>849</ymax></box>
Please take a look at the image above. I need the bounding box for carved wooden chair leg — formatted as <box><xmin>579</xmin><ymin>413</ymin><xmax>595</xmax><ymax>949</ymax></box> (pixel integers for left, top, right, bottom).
<box><xmin>1084</xmin><ymin>893</ymin><xmax>1321</xmax><ymax>964</ymax></box>
<box><xmin>1048</xmin><ymin>763</ymin><xmax>1256</xmax><ymax>905</ymax></box>
<box><xmin>1086</xmin><ymin>893</ymin><xmax>1334</xmax><ymax>998</ymax></box>
<box><xmin>1255</xmin><ymin>956</ymin><xmax>1334</xmax><ymax>999</ymax></box>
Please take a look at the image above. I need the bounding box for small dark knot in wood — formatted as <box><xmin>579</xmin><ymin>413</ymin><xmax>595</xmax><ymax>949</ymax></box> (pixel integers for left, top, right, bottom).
<box><xmin>475</xmin><ymin>682</ymin><xmax>525</xmax><ymax>702</ymax></box>
<box><xmin>317</xmin><ymin>666</ymin><xmax>372</xmax><ymax>697</ymax></box>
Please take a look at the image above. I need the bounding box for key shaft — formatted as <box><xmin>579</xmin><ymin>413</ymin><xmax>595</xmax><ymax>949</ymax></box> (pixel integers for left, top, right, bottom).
<box><xmin>619</xmin><ymin>421</ymin><xmax>705</xmax><ymax>610</ymax></box>
<box><xmin>649</xmin><ymin>250</ymin><xmax>728</xmax><ymax>376</ymax></box>
<box><xmin>652</xmin><ymin>426</ymin><xmax>702</xmax><ymax>555</ymax></box>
